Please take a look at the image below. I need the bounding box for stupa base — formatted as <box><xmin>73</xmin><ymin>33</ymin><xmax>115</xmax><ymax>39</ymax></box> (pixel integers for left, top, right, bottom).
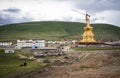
<box><xmin>75</xmin><ymin>41</ymin><xmax>105</xmax><ymax>47</ymax></box>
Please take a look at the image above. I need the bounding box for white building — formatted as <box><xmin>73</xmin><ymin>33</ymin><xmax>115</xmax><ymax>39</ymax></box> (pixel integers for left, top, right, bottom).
<box><xmin>0</xmin><ymin>42</ymin><xmax>12</xmax><ymax>46</ymax></box>
<box><xmin>5</xmin><ymin>49</ymin><xmax>15</xmax><ymax>53</ymax></box>
<box><xmin>17</xmin><ymin>39</ymin><xmax>45</xmax><ymax>49</ymax></box>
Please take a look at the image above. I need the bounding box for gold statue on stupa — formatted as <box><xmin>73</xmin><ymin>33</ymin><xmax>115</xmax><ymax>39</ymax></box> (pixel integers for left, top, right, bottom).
<box><xmin>80</xmin><ymin>12</ymin><xmax>96</xmax><ymax>43</ymax></box>
<box><xmin>72</xmin><ymin>9</ymin><xmax>96</xmax><ymax>44</ymax></box>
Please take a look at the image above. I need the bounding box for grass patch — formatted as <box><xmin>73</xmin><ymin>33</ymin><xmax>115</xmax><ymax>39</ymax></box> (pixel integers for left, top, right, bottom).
<box><xmin>72</xmin><ymin>66</ymin><xmax>92</xmax><ymax>71</ymax></box>
<box><xmin>0</xmin><ymin>49</ymin><xmax>48</xmax><ymax>78</ymax></box>
<box><xmin>80</xmin><ymin>66</ymin><xmax>92</xmax><ymax>69</ymax></box>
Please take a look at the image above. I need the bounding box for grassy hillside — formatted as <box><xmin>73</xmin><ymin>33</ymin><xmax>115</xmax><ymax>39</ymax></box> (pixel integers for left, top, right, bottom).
<box><xmin>0</xmin><ymin>49</ymin><xmax>48</xmax><ymax>77</ymax></box>
<box><xmin>0</xmin><ymin>21</ymin><xmax>120</xmax><ymax>42</ymax></box>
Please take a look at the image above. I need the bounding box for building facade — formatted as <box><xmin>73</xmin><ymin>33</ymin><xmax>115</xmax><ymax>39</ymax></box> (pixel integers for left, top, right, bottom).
<box><xmin>0</xmin><ymin>42</ymin><xmax>12</xmax><ymax>46</ymax></box>
<box><xmin>17</xmin><ymin>39</ymin><xmax>45</xmax><ymax>49</ymax></box>
<box><xmin>5</xmin><ymin>49</ymin><xmax>15</xmax><ymax>53</ymax></box>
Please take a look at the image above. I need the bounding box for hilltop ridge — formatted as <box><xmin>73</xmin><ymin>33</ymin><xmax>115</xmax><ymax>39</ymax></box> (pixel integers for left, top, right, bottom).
<box><xmin>0</xmin><ymin>21</ymin><xmax>120</xmax><ymax>41</ymax></box>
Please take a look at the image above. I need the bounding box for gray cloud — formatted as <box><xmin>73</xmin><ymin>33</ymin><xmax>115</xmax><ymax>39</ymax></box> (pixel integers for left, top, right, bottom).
<box><xmin>71</xmin><ymin>0</ymin><xmax>120</xmax><ymax>12</ymax></box>
<box><xmin>0</xmin><ymin>15</ymin><xmax>33</xmax><ymax>25</ymax></box>
<box><xmin>0</xmin><ymin>0</ymin><xmax>120</xmax><ymax>27</ymax></box>
<box><xmin>0</xmin><ymin>16</ymin><xmax>13</xmax><ymax>25</ymax></box>
<box><xmin>0</xmin><ymin>8</ymin><xmax>33</xmax><ymax>25</ymax></box>
<box><xmin>3</xmin><ymin>8</ymin><xmax>21</xmax><ymax>13</ymax></box>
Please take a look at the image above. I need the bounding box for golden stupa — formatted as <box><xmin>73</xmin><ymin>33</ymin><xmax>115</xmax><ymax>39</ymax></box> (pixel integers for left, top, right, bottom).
<box><xmin>80</xmin><ymin>13</ymin><xmax>96</xmax><ymax>43</ymax></box>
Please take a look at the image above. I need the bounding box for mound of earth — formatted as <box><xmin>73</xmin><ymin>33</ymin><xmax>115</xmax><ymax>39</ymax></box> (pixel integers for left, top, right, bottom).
<box><xmin>8</xmin><ymin>50</ymin><xmax>120</xmax><ymax>78</ymax></box>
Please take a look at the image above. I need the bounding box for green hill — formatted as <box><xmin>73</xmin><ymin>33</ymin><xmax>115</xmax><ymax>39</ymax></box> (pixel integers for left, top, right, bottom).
<box><xmin>0</xmin><ymin>21</ymin><xmax>120</xmax><ymax>42</ymax></box>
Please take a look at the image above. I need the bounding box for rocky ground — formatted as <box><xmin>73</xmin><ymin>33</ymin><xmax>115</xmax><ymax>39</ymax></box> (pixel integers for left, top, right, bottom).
<box><xmin>7</xmin><ymin>50</ymin><xmax>120</xmax><ymax>78</ymax></box>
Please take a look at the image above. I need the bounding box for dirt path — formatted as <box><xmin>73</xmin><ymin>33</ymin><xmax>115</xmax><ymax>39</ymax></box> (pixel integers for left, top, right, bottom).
<box><xmin>18</xmin><ymin>54</ymin><xmax>28</xmax><ymax>59</ymax></box>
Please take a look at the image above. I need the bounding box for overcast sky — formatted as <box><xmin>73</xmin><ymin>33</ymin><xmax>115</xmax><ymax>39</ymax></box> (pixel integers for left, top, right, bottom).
<box><xmin>0</xmin><ymin>0</ymin><xmax>120</xmax><ymax>27</ymax></box>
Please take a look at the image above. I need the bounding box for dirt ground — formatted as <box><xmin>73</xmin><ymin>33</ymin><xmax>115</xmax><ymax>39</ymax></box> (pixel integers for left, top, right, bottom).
<box><xmin>8</xmin><ymin>50</ymin><xmax>120</xmax><ymax>78</ymax></box>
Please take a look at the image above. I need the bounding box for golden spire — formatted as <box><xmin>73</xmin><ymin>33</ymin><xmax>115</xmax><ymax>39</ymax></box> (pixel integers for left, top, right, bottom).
<box><xmin>71</xmin><ymin>9</ymin><xmax>96</xmax><ymax>43</ymax></box>
<box><xmin>86</xmin><ymin>13</ymin><xmax>91</xmax><ymax>27</ymax></box>
<box><xmin>80</xmin><ymin>12</ymin><xmax>96</xmax><ymax>43</ymax></box>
